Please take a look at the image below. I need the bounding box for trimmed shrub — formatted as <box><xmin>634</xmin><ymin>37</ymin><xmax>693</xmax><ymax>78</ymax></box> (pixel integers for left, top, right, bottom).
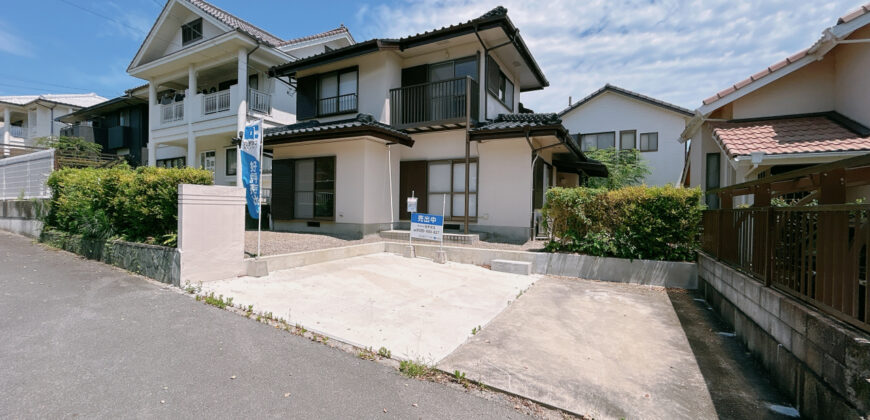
<box><xmin>542</xmin><ymin>185</ymin><xmax>704</xmax><ymax>261</ymax></box>
<box><xmin>46</xmin><ymin>165</ymin><xmax>213</xmax><ymax>245</ymax></box>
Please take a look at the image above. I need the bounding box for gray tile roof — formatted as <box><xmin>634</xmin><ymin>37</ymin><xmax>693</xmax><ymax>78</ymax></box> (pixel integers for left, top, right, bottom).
<box><xmin>281</xmin><ymin>25</ymin><xmax>353</xmax><ymax>46</ymax></box>
<box><xmin>558</xmin><ymin>84</ymin><xmax>693</xmax><ymax>117</ymax></box>
<box><xmin>471</xmin><ymin>113</ymin><xmax>562</xmax><ymax>131</ymax></box>
<box><xmin>185</xmin><ymin>0</ymin><xmax>285</xmax><ymax>47</ymax></box>
<box><xmin>264</xmin><ymin>114</ymin><xmax>412</xmax><ymax>143</ymax></box>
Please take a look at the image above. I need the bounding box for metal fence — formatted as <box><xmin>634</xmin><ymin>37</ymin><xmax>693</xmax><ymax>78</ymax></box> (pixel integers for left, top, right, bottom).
<box><xmin>0</xmin><ymin>148</ymin><xmax>54</xmax><ymax>199</ymax></box>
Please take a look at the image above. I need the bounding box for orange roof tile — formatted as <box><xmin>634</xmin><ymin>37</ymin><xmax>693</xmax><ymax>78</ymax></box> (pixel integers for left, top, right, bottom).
<box><xmin>710</xmin><ymin>114</ymin><xmax>870</xmax><ymax>157</ymax></box>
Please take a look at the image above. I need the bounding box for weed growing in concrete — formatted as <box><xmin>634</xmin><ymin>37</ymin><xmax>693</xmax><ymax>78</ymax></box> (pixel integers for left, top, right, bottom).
<box><xmin>399</xmin><ymin>360</ymin><xmax>431</xmax><ymax>378</ymax></box>
<box><xmin>245</xmin><ymin>305</ymin><xmax>254</xmax><ymax>318</ymax></box>
<box><xmin>358</xmin><ymin>347</ymin><xmax>377</xmax><ymax>360</ymax></box>
<box><xmin>471</xmin><ymin>325</ymin><xmax>481</xmax><ymax>335</ymax></box>
<box><xmin>203</xmin><ymin>292</ymin><xmax>231</xmax><ymax>309</ymax></box>
<box><xmin>296</xmin><ymin>323</ymin><xmax>307</xmax><ymax>333</ymax></box>
<box><xmin>377</xmin><ymin>347</ymin><xmax>391</xmax><ymax>359</ymax></box>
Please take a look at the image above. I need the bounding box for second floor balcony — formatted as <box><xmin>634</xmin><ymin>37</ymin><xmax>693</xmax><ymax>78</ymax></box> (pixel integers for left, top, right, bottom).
<box><xmin>389</xmin><ymin>76</ymin><xmax>479</xmax><ymax>130</ymax></box>
<box><xmin>156</xmin><ymin>85</ymin><xmax>274</xmax><ymax>128</ymax></box>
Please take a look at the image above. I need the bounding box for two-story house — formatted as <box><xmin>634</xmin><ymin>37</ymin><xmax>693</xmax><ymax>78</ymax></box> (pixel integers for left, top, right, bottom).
<box><xmin>57</xmin><ymin>86</ymin><xmax>151</xmax><ymax>166</ymax></box>
<box><xmin>682</xmin><ymin>3</ymin><xmax>870</xmax><ymax>208</ymax></box>
<box><xmin>558</xmin><ymin>84</ymin><xmax>693</xmax><ymax>186</ymax></box>
<box><xmin>263</xmin><ymin>7</ymin><xmax>606</xmax><ymax>242</ymax></box>
<box><xmin>1</xmin><ymin>93</ymin><xmax>107</xmax><ymax>150</ymax></box>
<box><xmin>127</xmin><ymin>0</ymin><xmax>353</xmax><ymax>185</ymax></box>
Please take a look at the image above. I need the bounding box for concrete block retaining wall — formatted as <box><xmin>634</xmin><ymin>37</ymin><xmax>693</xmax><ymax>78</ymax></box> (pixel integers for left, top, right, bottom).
<box><xmin>40</xmin><ymin>230</ymin><xmax>181</xmax><ymax>286</ymax></box>
<box><xmin>698</xmin><ymin>252</ymin><xmax>870</xmax><ymax>419</ymax></box>
<box><xmin>0</xmin><ymin>199</ymin><xmax>48</xmax><ymax>238</ymax></box>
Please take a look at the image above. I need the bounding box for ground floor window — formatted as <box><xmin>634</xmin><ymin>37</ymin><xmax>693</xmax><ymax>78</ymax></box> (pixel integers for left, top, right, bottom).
<box><xmin>273</xmin><ymin>156</ymin><xmax>335</xmax><ymax>220</ymax></box>
<box><xmin>640</xmin><ymin>132</ymin><xmax>658</xmax><ymax>152</ymax></box>
<box><xmin>427</xmin><ymin>159</ymin><xmax>478</xmax><ymax>219</ymax></box>
<box><xmin>225</xmin><ymin>147</ymin><xmax>237</xmax><ymax>176</ymax></box>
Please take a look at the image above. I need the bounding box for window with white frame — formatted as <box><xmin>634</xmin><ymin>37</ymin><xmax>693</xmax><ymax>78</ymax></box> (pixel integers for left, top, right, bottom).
<box><xmin>639</xmin><ymin>132</ymin><xmax>658</xmax><ymax>152</ymax></box>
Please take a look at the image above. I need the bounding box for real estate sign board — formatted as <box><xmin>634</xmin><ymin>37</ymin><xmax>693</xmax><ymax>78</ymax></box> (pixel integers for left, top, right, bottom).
<box><xmin>410</xmin><ymin>212</ymin><xmax>443</xmax><ymax>241</ymax></box>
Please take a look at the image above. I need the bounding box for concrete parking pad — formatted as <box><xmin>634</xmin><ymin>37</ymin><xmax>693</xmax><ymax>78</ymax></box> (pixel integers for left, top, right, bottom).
<box><xmin>438</xmin><ymin>276</ymin><xmax>718</xmax><ymax>420</ymax></box>
<box><xmin>203</xmin><ymin>252</ymin><xmax>537</xmax><ymax>362</ymax></box>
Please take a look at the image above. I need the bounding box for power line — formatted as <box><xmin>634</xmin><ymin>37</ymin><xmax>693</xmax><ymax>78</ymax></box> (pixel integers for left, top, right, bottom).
<box><xmin>0</xmin><ymin>75</ymin><xmax>93</xmax><ymax>92</ymax></box>
<box><xmin>57</xmin><ymin>0</ymin><xmax>147</xmax><ymax>36</ymax></box>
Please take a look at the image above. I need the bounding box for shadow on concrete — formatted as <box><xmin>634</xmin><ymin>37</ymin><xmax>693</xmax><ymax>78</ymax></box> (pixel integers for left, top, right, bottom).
<box><xmin>666</xmin><ymin>288</ymin><xmax>799</xmax><ymax>420</ymax></box>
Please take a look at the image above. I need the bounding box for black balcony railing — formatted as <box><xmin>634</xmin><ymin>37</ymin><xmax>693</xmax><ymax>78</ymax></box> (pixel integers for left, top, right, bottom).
<box><xmin>318</xmin><ymin>93</ymin><xmax>358</xmax><ymax>117</ymax></box>
<box><xmin>389</xmin><ymin>76</ymin><xmax>479</xmax><ymax>129</ymax></box>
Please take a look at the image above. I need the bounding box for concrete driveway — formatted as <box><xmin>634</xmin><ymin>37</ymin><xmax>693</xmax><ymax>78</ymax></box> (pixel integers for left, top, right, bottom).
<box><xmin>438</xmin><ymin>276</ymin><xmax>718</xmax><ymax>420</ymax></box>
<box><xmin>203</xmin><ymin>252</ymin><xmax>536</xmax><ymax>362</ymax></box>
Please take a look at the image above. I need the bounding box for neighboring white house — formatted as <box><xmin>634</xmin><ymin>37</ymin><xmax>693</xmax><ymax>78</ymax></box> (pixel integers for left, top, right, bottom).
<box><xmin>558</xmin><ymin>84</ymin><xmax>693</xmax><ymax>186</ymax></box>
<box><xmin>0</xmin><ymin>93</ymin><xmax>107</xmax><ymax>148</ymax></box>
<box><xmin>262</xmin><ymin>6</ymin><xmax>606</xmax><ymax>241</ymax></box>
<box><xmin>682</xmin><ymin>3</ymin><xmax>870</xmax><ymax>207</ymax></box>
<box><xmin>126</xmin><ymin>0</ymin><xmax>354</xmax><ymax>186</ymax></box>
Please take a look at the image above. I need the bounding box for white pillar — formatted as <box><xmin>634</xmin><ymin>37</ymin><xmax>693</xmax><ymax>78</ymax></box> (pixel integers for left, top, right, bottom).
<box><xmin>236</xmin><ymin>48</ymin><xmax>248</xmax><ymax>187</ymax></box>
<box><xmin>147</xmin><ymin>81</ymin><xmax>157</xmax><ymax>166</ymax></box>
<box><xmin>187</xmin><ymin>65</ymin><xmax>197</xmax><ymax>168</ymax></box>
<box><xmin>2</xmin><ymin>107</ymin><xmax>9</xmax><ymax>146</ymax></box>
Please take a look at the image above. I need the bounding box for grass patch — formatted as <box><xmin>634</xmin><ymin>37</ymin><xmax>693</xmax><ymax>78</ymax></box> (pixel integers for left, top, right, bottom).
<box><xmin>377</xmin><ymin>346</ymin><xmax>391</xmax><ymax>359</ymax></box>
<box><xmin>203</xmin><ymin>292</ymin><xmax>232</xmax><ymax>309</ymax></box>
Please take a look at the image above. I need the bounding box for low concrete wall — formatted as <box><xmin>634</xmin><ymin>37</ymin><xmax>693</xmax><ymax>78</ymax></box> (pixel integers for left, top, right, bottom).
<box><xmin>250</xmin><ymin>241</ymin><xmax>696</xmax><ymax>288</ymax></box>
<box><xmin>0</xmin><ymin>199</ymin><xmax>48</xmax><ymax>238</ymax></box>
<box><xmin>389</xmin><ymin>243</ymin><xmax>697</xmax><ymax>288</ymax></box>
<box><xmin>248</xmin><ymin>242</ymin><xmax>386</xmax><ymax>275</ymax></box>
<box><xmin>40</xmin><ymin>230</ymin><xmax>181</xmax><ymax>285</ymax></box>
<box><xmin>698</xmin><ymin>253</ymin><xmax>870</xmax><ymax>419</ymax></box>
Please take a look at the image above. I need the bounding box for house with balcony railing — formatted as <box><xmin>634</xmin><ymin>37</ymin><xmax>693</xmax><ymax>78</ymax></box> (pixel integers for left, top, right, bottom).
<box><xmin>127</xmin><ymin>0</ymin><xmax>354</xmax><ymax>186</ymax></box>
<box><xmin>263</xmin><ymin>7</ymin><xmax>606</xmax><ymax>242</ymax></box>
<box><xmin>1</xmin><ymin>93</ymin><xmax>107</xmax><ymax>150</ymax></box>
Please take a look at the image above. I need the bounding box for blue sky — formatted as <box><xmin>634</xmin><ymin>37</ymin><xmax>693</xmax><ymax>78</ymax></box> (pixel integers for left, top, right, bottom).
<box><xmin>0</xmin><ymin>0</ymin><xmax>864</xmax><ymax>112</ymax></box>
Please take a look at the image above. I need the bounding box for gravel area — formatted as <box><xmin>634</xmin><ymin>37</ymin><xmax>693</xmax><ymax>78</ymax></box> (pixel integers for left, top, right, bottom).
<box><xmin>246</xmin><ymin>231</ymin><xmax>548</xmax><ymax>256</ymax></box>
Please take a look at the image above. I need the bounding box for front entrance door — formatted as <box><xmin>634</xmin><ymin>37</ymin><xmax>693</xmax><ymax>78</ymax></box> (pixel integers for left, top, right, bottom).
<box><xmin>200</xmin><ymin>150</ymin><xmax>216</xmax><ymax>174</ymax></box>
<box><xmin>399</xmin><ymin>161</ymin><xmax>428</xmax><ymax>220</ymax></box>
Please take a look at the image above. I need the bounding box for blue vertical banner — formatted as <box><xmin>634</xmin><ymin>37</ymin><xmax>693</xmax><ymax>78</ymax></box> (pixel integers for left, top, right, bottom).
<box><xmin>240</xmin><ymin>120</ymin><xmax>262</xmax><ymax>219</ymax></box>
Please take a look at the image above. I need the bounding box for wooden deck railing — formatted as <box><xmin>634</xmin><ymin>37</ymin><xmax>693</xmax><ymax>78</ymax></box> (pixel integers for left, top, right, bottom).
<box><xmin>701</xmin><ymin>153</ymin><xmax>870</xmax><ymax>333</ymax></box>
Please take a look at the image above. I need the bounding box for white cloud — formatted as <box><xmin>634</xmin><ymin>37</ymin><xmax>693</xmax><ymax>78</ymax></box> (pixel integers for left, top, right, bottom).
<box><xmin>0</xmin><ymin>20</ymin><xmax>33</xmax><ymax>57</ymax></box>
<box><xmin>356</xmin><ymin>0</ymin><xmax>862</xmax><ymax>111</ymax></box>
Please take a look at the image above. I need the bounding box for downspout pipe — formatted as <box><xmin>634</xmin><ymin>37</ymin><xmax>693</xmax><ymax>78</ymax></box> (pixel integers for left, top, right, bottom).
<box><xmin>525</xmin><ymin>126</ymin><xmax>536</xmax><ymax>241</ymax></box>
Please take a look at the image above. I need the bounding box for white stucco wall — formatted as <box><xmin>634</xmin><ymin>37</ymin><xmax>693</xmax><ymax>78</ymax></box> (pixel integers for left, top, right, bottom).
<box><xmin>561</xmin><ymin>91</ymin><xmax>690</xmax><ymax>186</ymax></box>
<box><xmin>476</xmin><ymin>138</ymin><xmax>532</xmax><ymax>229</ymax></box>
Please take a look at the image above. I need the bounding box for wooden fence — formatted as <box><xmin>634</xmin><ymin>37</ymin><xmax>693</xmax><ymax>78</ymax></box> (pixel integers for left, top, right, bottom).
<box><xmin>702</xmin><ymin>153</ymin><xmax>870</xmax><ymax>333</ymax></box>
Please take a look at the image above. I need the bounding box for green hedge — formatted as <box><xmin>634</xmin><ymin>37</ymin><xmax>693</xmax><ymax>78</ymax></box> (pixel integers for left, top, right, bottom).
<box><xmin>542</xmin><ymin>186</ymin><xmax>704</xmax><ymax>261</ymax></box>
<box><xmin>46</xmin><ymin>166</ymin><xmax>213</xmax><ymax>245</ymax></box>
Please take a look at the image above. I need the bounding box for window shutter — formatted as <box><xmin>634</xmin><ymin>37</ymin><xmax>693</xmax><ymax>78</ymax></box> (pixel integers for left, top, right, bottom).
<box><xmin>271</xmin><ymin>159</ymin><xmax>294</xmax><ymax>220</ymax></box>
<box><xmin>296</xmin><ymin>75</ymin><xmax>318</xmax><ymax>120</ymax></box>
<box><xmin>486</xmin><ymin>55</ymin><xmax>499</xmax><ymax>95</ymax></box>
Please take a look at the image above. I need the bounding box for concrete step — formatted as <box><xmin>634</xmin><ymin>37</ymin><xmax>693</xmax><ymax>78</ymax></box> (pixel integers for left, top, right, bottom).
<box><xmin>491</xmin><ymin>259</ymin><xmax>532</xmax><ymax>275</ymax></box>
<box><xmin>379</xmin><ymin>230</ymin><xmax>479</xmax><ymax>245</ymax></box>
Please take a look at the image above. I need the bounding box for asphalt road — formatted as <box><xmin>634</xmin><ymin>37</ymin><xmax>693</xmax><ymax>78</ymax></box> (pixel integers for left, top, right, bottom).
<box><xmin>0</xmin><ymin>231</ymin><xmax>526</xmax><ymax>419</ymax></box>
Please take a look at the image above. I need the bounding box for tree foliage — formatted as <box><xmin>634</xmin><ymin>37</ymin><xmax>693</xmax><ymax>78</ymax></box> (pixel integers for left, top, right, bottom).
<box><xmin>583</xmin><ymin>148</ymin><xmax>650</xmax><ymax>190</ymax></box>
<box><xmin>36</xmin><ymin>135</ymin><xmax>103</xmax><ymax>156</ymax></box>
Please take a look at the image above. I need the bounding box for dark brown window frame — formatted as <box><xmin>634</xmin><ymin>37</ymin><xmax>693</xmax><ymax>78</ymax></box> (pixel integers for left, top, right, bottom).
<box><xmin>580</xmin><ymin>131</ymin><xmax>616</xmax><ymax>151</ymax></box>
<box><xmin>225</xmin><ymin>147</ymin><xmax>237</xmax><ymax>176</ymax></box>
<box><xmin>181</xmin><ymin>18</ymin><xmax>203</xmax><ymax>46</ymax></box>
<box><xmin>619</xmin><ymin>130</ymin><xmax>636</xmax><ymax>150</ymax></box>
<box><xmin>316</xmin><ymin>67</ymin><xmax>359</xmax><ymax>118</ymax></box>
<box><xmin>426</xmin><ymin>158</ymin><xmax>479</xmax><ymax>222</ymax></box>
<box><xmin>283</xmin><ymin>156</ymin><xmax>337</xmax><ymax>221</ymax></box>
<box><xmin>486</xmin><ymin>57</ymin><xmax>515</xmax><ymax>112</ymax></box>
<box><xmin>639</xmin><ymin>132</ymin><xmax>659</xmax><ymax>152</ymax></box>
<box><xmin>156</xmin><ymin>156</ymin><xmax>186</xmax><ymax>168</ymax></box>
